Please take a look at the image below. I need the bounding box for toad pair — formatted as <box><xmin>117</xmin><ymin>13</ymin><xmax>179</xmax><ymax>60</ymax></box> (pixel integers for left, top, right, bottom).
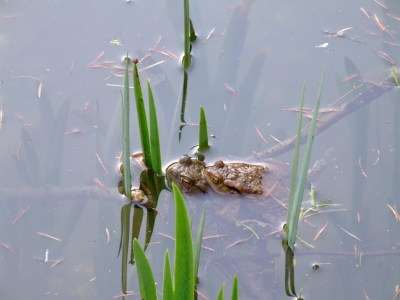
<box><xmin>166</xmin><ymin>155</ymin><xmax>291</xmax><ymax>198</ymax></box>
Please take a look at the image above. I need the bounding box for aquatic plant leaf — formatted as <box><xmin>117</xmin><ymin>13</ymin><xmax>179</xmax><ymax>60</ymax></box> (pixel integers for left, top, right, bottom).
<box><xmin>344</xmin><ymin>57</ymin><xmax>369</xmax><ymax>231</ymax></box>
<box><xmin>20</xmin><ymin>128</ymin><xmax>42</xmax><ymax>187</ymax></box>
<box><xmin>132</xmin><ymin>59</ymin><xmax>152</xmax><ymax>169</ymax></box>
<box><xmin>193</xmin><ymin>204</ymin><xmax>206</xmax><ymax>283</ymax></box>
<box><xmin>120</xmin><ymin>203</ymin><xmax>131</xmax><ymax>293</ymax></box>
<box><xmin>283</xmin><ymin>240</ymin><xmax>297</xmax><ymax>296</ymax></box>
<box><xmin>133</xmin><ymin>239</ymin><xmax>158</xmax><ymax>299</ymax></box>
<box><xmin>211</xmin><ymin>0</ymin><xmax>254</xmax><ymax>99</ymax></box>
<box><xmin>231</xmin><ymin>274</ymin><xmax>238</xmax><ymax>300</ymax></box>
<box><xmin>189</xmin><ymin>18</ymin><xmax>197</xmax><ymax>42</ymax></box>
<box><xmin>287</xmin><ymin>66</ymin><xmax>325</xmax><ymax>250</ymax></box>
<box><xmin>286</xmin><ymin>82</ymin><xmax>305</xmax><ymax>233</ymax></box>
<box><xmin>35</xmin><ymin>81</ymin><xmax>54</xmax><ymax>140</ymax></box>
<box><xmin>392</xmin><ymin>66</ymin><xmax>398</xmax><ymax>86</ymax></box>
<box><xmin>46</xmin><ymin>96</ymin><xmax>70</xmax><ymax>185</ymax></box>
<box><xmin>222</xmin><ymin>48</ymin><xmax>268</xmax><ymax>154</ymax></box>
<box><xmin>177</xmin><ymin>70</ymin><xmax>189</xmax><ymax>142</ymax></box>
<box><xmin>140</xmin><ymin>171</ymin><xmax>164</xmax><ymax>251</ymax></box>
<box><xmin>148</xmin><ymin>79</ymin><xmax>162</xmax><ymax>174</ymax></box>
<box><xmin>163</xmin><ymin>250</ymin><xmax>174</xmax><ymax>300</ymax></box>
<box><xmin>144</xmin><ymin>208</ymin><xmax>157</xmax><ymax>252</ymax></box>
<box><xmin>172</xmin><ymin>182</ymin><xmax>194</xmax><ymax>300</ymax></box>
<box><xmin>182</xmin><ymin>0</ymin><xmax>191</xmax><ymax>69</ymax></box>
<box><xmin>130</xmin><ymin>205</ymin><xmax>144</xmax><ymax>263</ymax></box>
<box><xmin>181</xmin><ymin>70</ymin><xmax>188</xmax><ymax>124</ymax></box>
<box><xmin>334</xmin><ymin>70</ymin><xmax>349</xmax><ymax>103</ymax></box>
<box><xmin>217</xmin><ymin>283</ymin><xmax>225</xmax><ymax>300</ymax></box>
<box><xmin>122</xmin><ymin>57</ymin><xmax>132</xmax><ymax>199</ymax></box>
<box><xmin>198</xmin><ymin>106</ymin><xmax>209</xmax><ymax>151</ymax></box>
<box><xmin>13</xmin><ymin>154</ymin><xmax>30</xmax><ymax>185</ymax></box>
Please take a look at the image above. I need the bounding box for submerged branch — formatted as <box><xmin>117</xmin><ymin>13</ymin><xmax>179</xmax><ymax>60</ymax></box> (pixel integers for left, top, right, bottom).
<box><xmin>252</xmin><ymin>74</ymin><xmax>397</xmax><ymax>159</ymax></box>
<box><xmin>3</xmin><ymin>186</ymin><xmax>122</xmax><ymax>202</ymax></box>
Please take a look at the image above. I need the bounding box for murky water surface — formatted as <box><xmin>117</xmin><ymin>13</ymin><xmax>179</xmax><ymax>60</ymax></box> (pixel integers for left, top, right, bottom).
<box><xmin>1</xmin><ymin>1</ymin><xmax>399</xmax><ymax>299</ymax></box>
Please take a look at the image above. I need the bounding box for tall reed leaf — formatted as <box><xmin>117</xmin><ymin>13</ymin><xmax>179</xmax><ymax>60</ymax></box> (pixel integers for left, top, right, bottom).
<box><xmin>120</xmin><ymin>204</ymin><xmax>131</xmax><ymax>293</ymax></box>
<box><xmin>163</xmin><ymin>250</ymin><xmax>174</xmax><ymax>300</ymax></box>
<box><xmin>193</xmin><ymin>204</ymin><xmax>206</xmax><ymax>283</ymax></box>
<box><xmin>182</xmin><ymin>0</ymin><xmax>191</xmax><ymax>69</ymax></box>
<box><xmin>287</xmin><ymin>66</ymin><xmax>325</xmax><ymax>250</ymax></box>
<box><xmin>147</xmin><ymin>79</ymin><xmax>162</xmax><ymax>174</ymax></box>
<box><xmin>217</xmin><ymin>284</ymin><xmax>225</xmax><ymax>300</ymax></box>
<box><xmin>392</xmin><ymin>66</ymin><xmax>398</xmax><ymax>86</ymax></box>
<box><xmin>130</xmin><ymin>205</ymin><xmax>144</xmax><ymax>263</ymax></box>
<box><xmin>231</xmin><ymin>275</ymin><xmax>239</xmax><ymax>300</ymax></box>
<box><xmin>181</xmin><ymin>71</ymin><xmax>188</xmax><ymax>123</ymax></box>
<box><xmin>122</xmin><ymin>57</ymin><xmax>132</xmax><ymax>199</ymax></box>
<box><xmin>133</xmin><ymin>239</ymin><xmax>158</xmax><ymax>299</ymax></box>
<box><xmin>172</xmin><ymin>182</ymin><xmax>194</xmax><ymax>300</ymax></box>
<box><xmin>286</xmin><ymin>83</ymin><xmax>305</xmax><ymax>228</ymax></box>
<box><xmin>132</xmin><ymin>58</ymin><xmax>152</xmax><ymax>169</ymax></box>
<box><xmin>198</xmin><ymin>106</ymin><xmax>209</xmax><ymax>151</ymax></box>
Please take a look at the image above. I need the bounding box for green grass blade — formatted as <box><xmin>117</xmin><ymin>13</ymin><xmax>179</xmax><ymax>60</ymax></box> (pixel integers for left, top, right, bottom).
<box><xmin>172</xmin><ymin>183</ymin><xmax>194</xmax><ymax>300</ymax></box>
<box><xmin>235</xmin><ymin>220</ymin><xmax>259</xmax><ymax>239</ymax></box>
<box><xmin>132</xmin><ymin>58</ymin><xmax>152</xmax><ymax>169</ymax></box>
<box><xmin>189</xmin><ymin>18</ymin><xmax>197</xmax><ymax>42</ymax></box>
<box><xmin>130</xmin><ymin>205</ymin><xmax>144</xmax><ymax>263</ymax></box>
<box><xmin>231</xmin><ymin>275</ymin><xmax>238</xmax><ymax>300</ymax></box>
<box><xmin>145</xmin><ymin>208</ymin><xmax>157</xmax><ymax>252</ymax></box>
<box><xmin>286</xmin><ymin>82</ymin><xmax>305</xmax><ymax>233</ymax></box>
<box><xmin>217</xmin><ymin>283</ymin><xmax>225</xmax><ymax>300</ymax></box>
<box><xmin>193</xmin><ymin>204</ymin><xmax>206</xmax><ymax>283</ymax></box>
<box><xmin>287</xmin><ymin>66</ymin><xmax>325</xmax><ymax>250</ymax></box>
<box><xmin>283</xmin><ymin>242</ymin><xmax>297</xmax><ymax>296</ymax></box>
<box><xmin>120</xmin><ymin>203</ymin><xmax>131</xmax><ymax>293</ymax></box>
<box><xmin>180</xmin><ymin>70</ymin><xmax>188</xmax><ymax>124</ymax></box>
<box><xmin>147</xmin><ymin>79</ymin><xmax>162</xmax><ymax>174</ymax></box>
<box><xmin>182</xmin><ymin>0</ymin><xmax>191</xmax><ymax>69</ymax></box>
<box><xmin>392</xmin><ymin>66</ymin><xmax>398</xmax><ymax>86</ymax></box>
<box><xmin>198</xmin><ymin>106</ymin><xmax>209</xmax><ymax>151</ymax></box>
<box><xmin>122</xmin><ymin>57</ymin><xmax>132</xmax><ymax>199</ymax></box>
<box><xmin>163</xmin><ymin>250</ymin><xmax>174</xmax><ymax>300</ymax></box>
<box><xmin>132</xmin><ymin>239</ymin><xmax>158</xmax><ymax>300</ymax></box>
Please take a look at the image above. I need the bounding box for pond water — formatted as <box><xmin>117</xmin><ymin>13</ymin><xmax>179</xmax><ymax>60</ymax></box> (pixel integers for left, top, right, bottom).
<box><xmin>1</xmin><ymin>0</ymin><xmax>400</xmax><ymax>299</ymax></box>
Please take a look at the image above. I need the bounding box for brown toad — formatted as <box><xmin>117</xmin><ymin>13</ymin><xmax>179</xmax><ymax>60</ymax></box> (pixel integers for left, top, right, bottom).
<box><xmin>203</xmin><ymin>160</ymin><xmax>268</xmax><ymax>196</ymax></box>
<box><xmin>166</xmin><ymin>155</ymin><xmax>208</xmax><ymax>194</ymax></box>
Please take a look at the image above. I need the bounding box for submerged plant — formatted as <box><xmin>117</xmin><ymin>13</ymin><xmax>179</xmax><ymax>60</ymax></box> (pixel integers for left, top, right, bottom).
<box><xmin>132</xmin><ymin>183</ymin><xmax>237</xmax><ymax>299</ymax></box>
<box><xmin>285</xmin><ymin>66</ymin><xmax>325</xmax><ymax>250</ymax></box>
<box><xmin>198</xmin><ymin>106</ymin><xmax>210</xmax><ymax>151</ymax></box>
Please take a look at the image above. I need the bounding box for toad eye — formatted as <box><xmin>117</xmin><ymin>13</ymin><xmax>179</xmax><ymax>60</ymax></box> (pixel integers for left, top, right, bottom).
<box><xmin>211</xmin><ymin>173</ymin><xmax>224</xmax><ymax>184</ymax></box>
<box><xmin>181</xmin><ymin>177</ymin><xmax>193</xmax><ymax>187</ymax></box>
<box><xmin>212</xmin><ymin>176</ymin><xmax>220</xmax><ymax>184</ymax></box>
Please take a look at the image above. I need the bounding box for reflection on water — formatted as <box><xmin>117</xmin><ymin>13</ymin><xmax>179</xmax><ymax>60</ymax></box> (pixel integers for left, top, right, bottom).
<box><xmin>1</xmin><ymin>0</ymin><xmax>400</xmax><ymax>299</ymax></box>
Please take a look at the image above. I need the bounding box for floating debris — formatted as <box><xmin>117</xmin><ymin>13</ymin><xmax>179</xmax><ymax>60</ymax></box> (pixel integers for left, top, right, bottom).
<box><xmin>313</xmin><ymin>221</ymin><xmax>328</xmax><ymax>241</ymax></box>
<box><xmin>202</xmin><ymin>27</ymin><xmax>215</xmax><ymax>44</ymax></box>
<box><xmin>224</xmin><ymin>83</ymin><xmax>239</xmax><ymax>96</ymax></box>
<box><xmin>315</xmin><ymin>42</ymin><xmax>328</xmax><ymax>48</ymax></box>
<box><xmin>12</xmin><ymin>206</ymin><xmax>31</xmax><ymax>225</ymax></box>
<box><xmin>35</xmin><ymin>232</ymin><xmax>61</xmax><ymax>242</ymax></box>
<box><xmin>95</xmin><ymin>152</ymin><xmax>109</xmax><ymax>174</ymax></box>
